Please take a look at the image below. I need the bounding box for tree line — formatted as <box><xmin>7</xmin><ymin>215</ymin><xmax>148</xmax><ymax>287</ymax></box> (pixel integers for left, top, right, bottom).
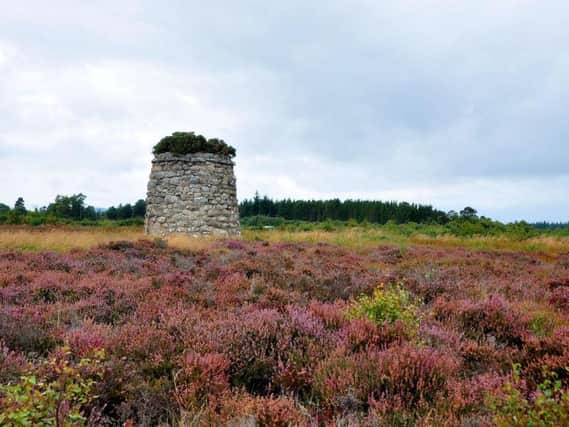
<box><xmin>239</xmin><ymin>193</ymin><xmax>450</xmax><ymax>224</ymax></box>
<box><xmin>2</xmin><ymin>193</ymin><xmax>566</xmax><ymax>232</ymax></box>
<box><xmin>0</xmin><ymin>195</ymin><xmax>146</xmax><ymax>225</ymax></box>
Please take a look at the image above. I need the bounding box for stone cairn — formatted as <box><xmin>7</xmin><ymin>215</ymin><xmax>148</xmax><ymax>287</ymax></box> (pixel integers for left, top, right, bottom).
<box><xmin>145</xmin><ymin>151</ymin><xmax>240</xmax><ymax>237</ymax></box>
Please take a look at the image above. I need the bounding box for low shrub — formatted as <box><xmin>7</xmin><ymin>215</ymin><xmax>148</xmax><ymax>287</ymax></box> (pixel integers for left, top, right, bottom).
<box><xmin>0</xmin><ymin>310</ymin><xmax>57</xmax><ymax>355</ymax></box>
<box><xmin>174</xmin><ymin>352</ymin><xmax>230</xmax><ymax>412</ymax></box>
<box><xmin>490</xmin><ymin>364</ymin><xmax>569</xmax><ymax>427</ymax></box>
<box><xmin>550</xmin><ymin>287</ymin><xmax>569</xmax><ymax>311</ymax></box>
<box><xmin>345</xmin><ymin>284</ymin><xmax>419</xmax><ymax>333</ymax></box>
<box><xmin>434</xmin><ymin>295</ymin><xmax>530</xmax><ymax>347</ymax></box>
<box><xmin>313</xmin><ymin>344</ymin><xmax>459</xmax><ymax>417</ymax></box>
<box><xmin>0</xmin><ymin>347</ymin><xmax>105</xmax><ymax>426</ymax></box>
<box><xmin>371</xmin><ymin>344</ymin><xmax>459</xmax><ymax>407</ymax></box>
<box><xmin>0</xmin><ymin>341</ymin><xmax>28</xmax><ymax>383</ymax></box>
<box><xmin>312</xmin><ymin>350</ymin><xmax>376</xmax><ymax>411</ymax></box>
<box><xmin>342</xmin><ymin>317</ymin><xmax>411</xmax><ymax>353</ymax></box>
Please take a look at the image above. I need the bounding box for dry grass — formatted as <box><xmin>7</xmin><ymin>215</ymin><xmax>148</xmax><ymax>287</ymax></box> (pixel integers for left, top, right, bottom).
<box><xmin>242</xmin><ymin>228</ymin><xmax>569</xmax><ymax>255</ymax></box>
<box><xmin>1</xmin><ymin>225</ymin><xmax>568</xmax><ymax>255</ymax></box>
<box><xmin>0</xmin><ymin>227</ymin><xmax>146</xmax><ymax>251</ymax></box>
<box><xmin>0</xmin><ymin>226</ymin><xmax>217</xmax><ymax>252</ymax></box>
<box><xmin>408</xmin><ymin>234</ymin><xmax>569</xmax><ymax>255</ymax></box>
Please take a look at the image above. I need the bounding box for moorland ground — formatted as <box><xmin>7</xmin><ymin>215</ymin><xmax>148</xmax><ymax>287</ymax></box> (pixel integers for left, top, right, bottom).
<box><xmin>1</xmin><ymin>226</ymin><xmax>569</xmax><ymax>426</ymax></box>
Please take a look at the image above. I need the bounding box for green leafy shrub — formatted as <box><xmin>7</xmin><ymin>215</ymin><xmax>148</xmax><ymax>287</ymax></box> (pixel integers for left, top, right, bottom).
<box><xmin>0</xmin><ymin>347</ymin><xmax>105</xmax><ymax>426</ymax></box>
<box><xmin>153</xmin><ymin>131</ymin><xmax>236</xmax><ymax>157</ymax></box>
<box><xmin>490</xmin><ymin>364</ymin><xmax>569</xmax><ymax>427</ymax></box>
<box><xmin>346</xmin><ymin>285</ymin><xmax>419</xmax><ymax>331</ymax></box>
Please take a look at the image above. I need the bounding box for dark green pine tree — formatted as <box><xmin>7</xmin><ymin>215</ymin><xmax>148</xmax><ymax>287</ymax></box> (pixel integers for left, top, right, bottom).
<box><xmin>14</xmin><ymin>197</ymin><xmax>26</xmax><ymax>215</ymax></box>
<box><xmin>133</xmin><ymin>199</ymin><xmax>146</xmax><ymax>217</ymax></box>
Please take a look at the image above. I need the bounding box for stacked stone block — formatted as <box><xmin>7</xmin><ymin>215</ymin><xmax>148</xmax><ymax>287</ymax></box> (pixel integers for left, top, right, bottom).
<box><xmin>145</xmin><ymin>152</ymin><xmax>240</xmax><ymax>236</ymax></box>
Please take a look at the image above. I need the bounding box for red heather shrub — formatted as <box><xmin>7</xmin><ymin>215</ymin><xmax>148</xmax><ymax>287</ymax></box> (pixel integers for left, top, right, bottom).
<box><xmin>215</xmin><ymin>309</ymin><xmax>284</xmax><ymax>394</ymax></box>
<box><xmin>255</xmin><ymin>287</ymin><xmax>303</xmax><ymax>309</ymax></box>
<box><xmin>446</xmin><ymin>373</ymin><xmax>507</xmax><ymax>417</ymax></box>
<box><xmin>63</xmin><ymin>320</ymin><xmax>113</xmax><ymax>358</ymax></box>
<box><xmin>313</xmin><ymin>350</ymin><xmax>376</xmax><ymax>412</ymax></box>
<box><xmin>550</xmin><ymin>286</ymin><xmax>569</xmax><ymax>311</ymax></box>
<box><xmin>224</xmin><ymin>239</ymin><xmax>247</xmax><ymax>251</ymax></box>
<box><xmin>420</xmin><ymin>323</ymin><xmax>463</xmax><ymax>352</ymax></box>
<box><xmin>405</xmin><ymin>266</ymin><xmax>458</xmax><ymax>304</ymax></box>
<box><xmin>175</xmin><ymin>352</ymin><xmax>230</xmax><ymax>411</ymax></box>
<box><xmin>308</xmin><ymin>300</ymin><xmax>347</xmax><ymax>330</ymax></box>
<box><xmin>371</xmin><ymin>344</ymin><xmax>459</xmax><ymax>407</ymax></box>
<box><xmin>434</xmin><ymin>295</ymin><xmax>530</xmax><ymax>347</ymax></box>
<box><xmin>314</xmin><ymin>344</ymin><xmax>459</xmax><ymax>416</ymax></box>
<box><xmin>29</xmin><ymin>271</ymin><xmax>75</xmax><ymax>305</ymax></box>
<box><xmin>285</xmin><ymin>305</ymin><xmax>329</xmax><ymax>338</ymax></box>
<box><xmin>214</xmin><ymin>272</ymin><xmax>249</xmax><ymax>306</ymax></box>
<box><xmin>546</xmin><ymin>277</ymin><xmax>569</xmax><ymax>290</ymax></box>
<box><xmin>272</xmin><ymin>306</ymin><xmax>333</xmax><ymax>396</ymax></box>
<box><xmin>83</xmin><ymin>287</ymin><xmax>138</xmax><ymax>325</ymax></box>
<box><xmin>212</xmin><ymin>393</ymin><xmax>305</xmax><ymax>427</ymax></box>
<box><xmin>162</xmin><ymin>271</ymin><xmax>194</xmax><ymax>287</ymax></box>
<box><xmin>0</xmin><ymin>308</ymin><xmax>57</xmax><ymax>355</ymax></box>
<box><xmin>340</xmin><ymin>318</ymin><xmax>410</xmax><ymax>353</ymax></box>
<box><xmin>520</xmin><ymin>327</ymin><xmax>569</xmax><ymax>388</ymax></box>
<box><xmin>90</xmin><ymin>357</ymin><xmax>176</xmax><ymax>426</ymax></box>
<box><xmin>460</xmin><ymin>340</ymin><xmax>515</xmax><ymax>375</ymax></box>
<box><xmin>210</xmin><ymin>307</ymin><xmax>335</xmax><ymax>397</ymax></box>
<box><xmin>244</xmin><ymin>395</ymin><xmax>305</xmax><ymax>427</ymax></box>
<box><xmin>113</xmin><ymin>322</ymin><xmax>177</xmax><ymax>368</ymax></box>
<box><xmin>0</xmin><ymin>340</ymin><xmax>28</xmax><ymax>382</ymax></box>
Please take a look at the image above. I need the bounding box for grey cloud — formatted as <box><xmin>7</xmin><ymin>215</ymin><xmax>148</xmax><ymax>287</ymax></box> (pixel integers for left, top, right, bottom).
<box><xmin>1</xmin><ymin>1</ymin><xmax>568</xmax><ymax>221</ymax></box>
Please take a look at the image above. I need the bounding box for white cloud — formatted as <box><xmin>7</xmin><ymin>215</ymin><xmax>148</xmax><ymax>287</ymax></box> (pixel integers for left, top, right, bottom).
<box><xmin>0</xmin><ymin>47</ymin><xmax>260</xmax><ymax>207</ymax></box>
<box><xmin>1</xmin><ymin>1</ymin><xmax>569</xmax><ymax>222</ymax></box>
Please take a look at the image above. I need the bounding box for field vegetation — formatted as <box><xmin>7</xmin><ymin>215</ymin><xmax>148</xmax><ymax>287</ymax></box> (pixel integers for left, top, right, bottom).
<box><xmin>0</xmin><ymin>225</ymin><xmax>568</xmax><ymax>425</ymax></box>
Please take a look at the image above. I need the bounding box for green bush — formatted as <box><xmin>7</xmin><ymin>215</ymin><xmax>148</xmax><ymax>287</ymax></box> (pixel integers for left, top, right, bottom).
<box><xmin>116</xmin><ymin>217</ymin><xmax>145</xmax><ymax>227</ymax></box>
<box><xmin>153</xmin><ymin>131</ymin><xmax>236</xmax><ymax>157</ymax></box>
<box><xmin>346</xmin><ymin>284</ymin><xmax>419</xmax><ymax>330</ymax></box>
<box><xmin>490</xmin><ymin>364</ymin><xmax>569</xmax><ymax>427</ymax></box>
<box><xmin>0</xmin><ymin>348</ymin><xmax>105</xmax><ymax>426</ymax></box>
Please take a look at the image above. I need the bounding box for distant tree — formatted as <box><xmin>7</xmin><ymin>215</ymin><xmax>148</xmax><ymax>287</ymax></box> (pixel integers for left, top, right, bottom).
<box><xmin>253</xmin><ymin>191</ymin><xmax>261</xmax><ymax>216</ymax></box>
<box><xmin>0</xmin><ymin>203</ymin><xmax>9</xmax><ymax>224</ymax></box>
<box><xmin>84</xmin><ymin>205</ymin><xmax>98</xmax><ymax>220</ymax></box>
<box><xmin>47</xmin><ymin>195</ymin><xmax>70</xmax><ymax>218</ymax></box>
<box><xmin>70</xmin><ymin>194</ymin><xmax>86</xmax><ymax>220</ymax></box>
<box><xmin>14</xmin><ymin>197</ymin><xmax>26</xmax><ymax>215</ymax></box>
<box><xmin>459</xmin><ymin>206</ymin><xmax>478</xmax><ymax>220</ymax></box>
<box><xmin>133</xmin><ymin>199</ymin><xmax>146</xmax><ymax>217</ymax></box>
<box><xmin>239</xmin><ymin>196</ymin><xmax>449</xmax><ymax>225</ymax></box>
<box><xmin>47</xmin><ymin>194</ymin><xmax>87</xmax><ymax>220</ymax></box>
<box><xmin>118</xmin><ymin>204</ymin><xmax>133</xmax><ymax>219</ymax></box>
<box><xmin>106</xmin><ymin>206</ymin><xmax>118</xmax><ymax>220</ymax></box>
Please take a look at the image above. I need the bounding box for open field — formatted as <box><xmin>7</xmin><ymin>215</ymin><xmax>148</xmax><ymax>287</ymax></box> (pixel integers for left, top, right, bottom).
<box><xmin>1</xmin><ymin>225</ymin><xmax>569</xmax><ymax>255</ymax></box>
<box><xmin>1</xmin><ymin>227</ymin><xmax>569</xmax><ymax>425</ymax></box>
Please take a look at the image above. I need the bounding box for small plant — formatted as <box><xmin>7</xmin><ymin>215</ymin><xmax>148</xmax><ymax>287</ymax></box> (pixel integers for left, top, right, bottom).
<box><xmin>0</xmin><ymin>347</ymin><xmax>105</xmax><ymax>426</ymax></box>
<box><xmin>345</xmin><ymin>284</ymin><xmax>419</xmax><ymax>330</ymax></box>
<box><xmin>490</xmin><ymin>363</ymin><xmax>569</xmax><ymax>427</ymax></box>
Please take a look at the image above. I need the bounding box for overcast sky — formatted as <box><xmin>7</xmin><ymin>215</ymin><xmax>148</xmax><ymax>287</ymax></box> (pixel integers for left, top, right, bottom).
<box><xmin>1</xmin><ymin>1</ymin><xmax>568</xmax><ymax>222</ymax></box>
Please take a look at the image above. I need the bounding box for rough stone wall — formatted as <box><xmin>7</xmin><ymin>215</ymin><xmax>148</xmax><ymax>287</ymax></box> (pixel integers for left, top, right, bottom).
<box><xmin>145</xmin><ymin>152</ymin><xmax>240</xmax><ymax>236</ymax></box>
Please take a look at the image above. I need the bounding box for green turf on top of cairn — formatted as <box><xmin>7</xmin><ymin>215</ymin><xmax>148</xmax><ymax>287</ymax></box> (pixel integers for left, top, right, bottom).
<box><xmin>153</xmin><ymin>131</ymin><xmax>236</xmax><ymax>157</ymax></box>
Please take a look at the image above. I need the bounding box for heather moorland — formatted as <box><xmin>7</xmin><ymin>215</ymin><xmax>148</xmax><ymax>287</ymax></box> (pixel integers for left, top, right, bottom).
<box><xmin>1</xmin><ymin>228</ymin><xmax>569</xmax><ymax>425</ymax></box>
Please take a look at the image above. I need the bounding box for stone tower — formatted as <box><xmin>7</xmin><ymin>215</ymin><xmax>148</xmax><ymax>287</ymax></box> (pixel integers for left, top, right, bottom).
<box><xmin>145</xmin><ymin>147</ymin><xmax>240</xmax><ymax>237</ymax></box>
